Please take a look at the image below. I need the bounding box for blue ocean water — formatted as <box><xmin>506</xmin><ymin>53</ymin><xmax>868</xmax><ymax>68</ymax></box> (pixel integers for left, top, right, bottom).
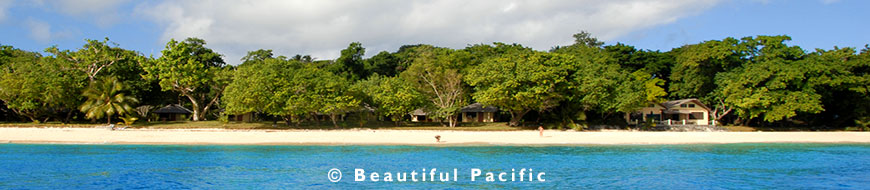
<box><xmin>0</xmin><ymin>143</ymin><xmax>869</xmax><ymax>189</ymax></box>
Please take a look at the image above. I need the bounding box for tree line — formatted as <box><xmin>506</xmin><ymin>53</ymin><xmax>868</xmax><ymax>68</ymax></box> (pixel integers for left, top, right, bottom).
<box><xmin>1</xmin><ymin>32</ymin><xmax>868</xmax><ymax>129</ymax></box>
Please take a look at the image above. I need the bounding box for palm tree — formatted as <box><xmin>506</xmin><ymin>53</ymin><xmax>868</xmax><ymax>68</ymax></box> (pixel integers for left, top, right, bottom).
<box><xmin>79</xmin><ymin>77</ymin><xmax>138</xmax><ymax>124</ymax></box>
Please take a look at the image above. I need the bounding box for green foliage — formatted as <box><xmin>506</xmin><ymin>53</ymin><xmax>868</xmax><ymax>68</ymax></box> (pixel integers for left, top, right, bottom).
<box><xmin>119</xmin><ymin>115</ymin><xmax>138</xmax><ymax>126</ymax></box>
<box><xmin>2</xmin><ymin>32</ymin><xmax>870</xmax><ymax>129</ymax></box>
<box><xmin>224</xmin><ymin>57</ymin><xmax>358</xmax><ymax>127</ymax></box>
<box><xmin>365</xmin><ymin>51</ymin><xmax>399</xmax><ymax>77</ymax></box>
<box><xmin>142</xmin><ymin>38</ymin><xmax>227</xmax><ymax>121</ymax></box>
<box><xmin>80</xmin><ymin>77</ymin><xmax>138</xmax><ymax>124</ymax></box>
<box><xmin>604</xmin><ymin>43</ymin><xmax>674</xmax><ymax>79</ymax></box>
<box><xmin>399</xmin><ymin>46</ymin><xmax>470</xmax><ymax>127</ymax></box>
<box><xmin>0</xmin><ymin>52</ymin><xmax>85</xmax><ymax>122</ymax></box>
<box><xmin>571</xmin><ymin>31</ymin><xmax>604</xmax><ymax>48</ymax></box>
<box><xmin>47</xmin><ymin>38</ymin><xmax>130</xmax><ymax>81</ymax></box>
<box><xmin>669</xmin><ymin>37</ymin><xmax>743</xmax><ymax>101</ymax></box>
<box><xmin>466</xmin><ymin>50</ymin><xmax>572</xmax><ymax>126</ymax></box>
<box><xmin>353</xmin><ymin>75</ymin><xmax>425</xmax><ymax>126</ymax></box>
<box><xmin>714</xmin><ymin>36</ymin><xmax>826</xmax><ymax>123</ymax></box>
<box><xmin>240</xmin><ymin>49</ymin><xmax>274</xmax><ymax>64</ymax></box>
<box><xmin>566</xmin><ymin>48</ymin><xmax>650</xmax><ymax>113</ymax></box>
<box><xmin>328</xmin><ymin>42</ymin><xmax>367</xmax><ymax>81</ymax></box>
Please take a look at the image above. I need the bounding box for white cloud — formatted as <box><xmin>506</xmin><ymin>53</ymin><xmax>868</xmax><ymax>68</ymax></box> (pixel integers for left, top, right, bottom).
<box><xmin>135</xmin><ymin>0</ymin><xmax>720</xmax><ymax>65</ymax></box>
<box><xmin>0</xmin><ymin>0</ymin><xmax>11</xmax><ymax>22</ymax></box>
<box><xmin>37</xmin><ymin>0</ymin><xmax>131</xmax><ymax>27</ymax></box>
<box><xmin>25</xmin><ymin>19</ymin><xmax>52</xmax><ymax>42</ymax></box>
<box><xmin>25</xmin><ymin>18</ymin><xmax>75</xmax><ymax>43</ymax></box>
<box><xmin>54</xmin><ymin>0</ymin><xmax>128</xmax><ymax>15</ymax></box>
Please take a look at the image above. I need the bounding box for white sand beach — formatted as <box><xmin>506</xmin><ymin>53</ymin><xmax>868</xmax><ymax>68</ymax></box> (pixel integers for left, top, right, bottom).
<box><xmin>0</xmin><ymin>127</ymin><xmax>868</xmax><ymax>145</ymax></box>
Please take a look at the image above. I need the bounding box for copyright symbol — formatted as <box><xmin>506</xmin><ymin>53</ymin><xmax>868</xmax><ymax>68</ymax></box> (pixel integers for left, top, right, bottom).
<box><xmin>327</xmin><ymin>168</ymin><xmax>342</xmax><ymax>182</ymax></box>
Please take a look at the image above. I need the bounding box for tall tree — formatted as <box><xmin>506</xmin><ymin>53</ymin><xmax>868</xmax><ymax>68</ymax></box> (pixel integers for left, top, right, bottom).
<box><xmin>571</xmin><ymin>31</ymin><xmax>604</xmax><ymax>48</ymax></box>
<box><xmin>311</xmin><ymin>71</ymin><xmax>360</xmax><ymax>127</ymax></box>
<box><xmin>0</xmin><ymin>54</ymin><xmax>85</xmax><ymax>122</ymax></box>
<box><xmin>224</xmin><ymin>58</ymin><xmax>300</xmax><ymax>123</ymax></box>
<box><xmin>225</xmin><ymin>57</ymin><xmax>358</xmax><ymax>127</ymax></box>
<box><xmin>80</xmin><ymin>77</ymin><xmax>138</xmax><ymax>124</ymax></box>
<box><xmin>715</xmin><ymin>36</ymin><xmax>820</xmax><ymax>124</ymax></box>
<box><xmin>604</xmin><ymin>43</ymin><xmax>673</xmax><ymax>79</ymax></box>
<box><xmin>466</xmin><ymin>50</ymin><xmax>573</xmax><ymax>126</ymax></box>
<box><xmin>364</xmin><ymin>51</ymin><xmax>399</xmax><ymax>77</ymax></box>
<box><xmin>47</xmin><ymin>38</ymin><xmax>131</xmax><ymax>82</ymax></box>
<box><xmin>669</xmin><ymin>37</ymin><xmax>744</xmax><ymax>122</ymax></box>
<box><xmin>240</xmin><ymin>49</ymin><xmax>274</xmax><ymax>65</ymax></box>
<box><xmin>552</xmin><ymin>41</ymin><xmax>663</xmax><ymax>124</ymax></box>
<box><xmin>353</xmin><ymin>75</ymin><xmax>425</xmax><ymax>126</ymax></box>
<box><xmin>400</xmin><ymin>46</ymin><xmax>469</xmax><ymax>127</ymax></box>
<box><xmin>328</xmin><ymin>42</ymin><xmax>366</xmax><ymax>81</ymax></box>
<box><xmin>142</xmin><ymin>38</ymin><xmax>227</xmax><ymax>121</ymax></box>
<box><xmin>291</xmin><ymin>54</ymin><xmax>314</xmax><ymax>63</ymax></box>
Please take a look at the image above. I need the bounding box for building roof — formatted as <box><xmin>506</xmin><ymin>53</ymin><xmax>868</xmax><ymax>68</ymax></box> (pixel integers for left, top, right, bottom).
<box><xmin>410</xmin><ymin>103</ymin><xmax>498</xmax><ymax>115</ymax></box>
<box><xmin>460</xmin><ymin>103</ymin><xmax>498</xmax><ymax>113</ymax></box>
<box><xmin>153</xmin><ymin>104</ymin><xmax>193</xmax><ymax>114</ymax></box>
<box><xmin>661</xmin><ymin>99</ymin><xmax>711</xmax><ymax>111</ymax></box>
<box><xmin>410</xmin><ymin>108</ymin><xmax>427</xmax><ymax>116</ymax></box>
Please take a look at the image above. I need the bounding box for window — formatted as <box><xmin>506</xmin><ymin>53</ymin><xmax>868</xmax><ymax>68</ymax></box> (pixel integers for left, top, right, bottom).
<box><xmin>681</xmin><ymin>103</ymin><xmax>696</xmax><ymax>108</ymax></box>
<box><xmin>646</xmin><ymin>114</ymin><xmax>661</xmax><ymax>121</ymax></box>
<box><xmin>689</xmin><ymin>112</ymin><xmax>703</xmax><ymax>119</ymax></box>
<box><xmin>467</xmin><ymin>112</ymin><xmax>477</xmax><ymax>118</ymax></box>
<box><xmin>629</xmin><ymin>113</ymin><xmax>642</xmax><ymax>121</ymax></box>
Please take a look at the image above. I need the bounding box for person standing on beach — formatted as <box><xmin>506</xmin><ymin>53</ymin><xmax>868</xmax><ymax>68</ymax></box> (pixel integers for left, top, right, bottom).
<box><xmin>538</xmin><ymin>126</ymin><xmax>544</xmax><ymax>137</ymax></box>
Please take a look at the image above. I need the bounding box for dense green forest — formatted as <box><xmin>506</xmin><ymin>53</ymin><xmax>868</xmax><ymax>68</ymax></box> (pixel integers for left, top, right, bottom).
<box><xmin>1</xmin><ymin>32</ymin><xmax>869</xmax><ymax>129</ymax></box>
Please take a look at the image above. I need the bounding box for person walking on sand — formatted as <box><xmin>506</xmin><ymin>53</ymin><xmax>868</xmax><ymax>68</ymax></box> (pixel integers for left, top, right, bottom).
<box><xmin>435</xmin><ymin>135</ymin><xmax>441</xmax><ymax>143</ymax></box>
<box><xmin>538</xmin><ymin>126</ymin><xmax>544</xmax><ymax>137</ymax></box>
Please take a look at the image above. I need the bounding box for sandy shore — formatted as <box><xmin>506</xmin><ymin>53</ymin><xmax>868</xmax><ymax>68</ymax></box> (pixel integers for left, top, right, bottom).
<box><xmin>0</xmin><ymin>127</ymin><xmax>868</xmax><ymax>145</ymax></box>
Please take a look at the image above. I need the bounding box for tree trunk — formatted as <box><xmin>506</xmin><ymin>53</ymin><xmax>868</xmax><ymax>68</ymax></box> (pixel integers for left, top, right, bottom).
<box><xmin>508</xmin><ymin>110</ymin><xmax>530</xmax><ymax>127</ymax></box>
<box><xmin>329</xmin><ymin>113</ymin><xmax>339</xmax><ymax>128</ymax></box>
<box><xmin>185</xmin><ymin>94</ymin><xmax>201</xmax><ymax>121</ymax></box>
<box><xmin>64</xmin><ymin>110</ymin><xmax>73</xmax><ymax>124</ymax></box>
<box><xmin>711</xmin><ymin>100</ymin><xmax>733</xmax><ymax>122</ymax></box>
<box><xmin>107</xmin><ymin>116</ymin><xmax>111</xmax><ymax>125</ymax></box>
<box><xmin>284</xmin><ymin>116</ymin><xmax>292</xmax><ymax>126</ymax></box>
<box><xmin>392</xmin><ymin>115</ymin><xmax>401</xmax><ymax>127</ymax></box>
<box><xmin>16</xmin><ymin>109</ymin><xmax>39</xmax><ymax>123</ymax></box>
<box><xmin>447</xmin><ymin>115</ymin><xmax>457</xmax><ymax>127</ymax></box>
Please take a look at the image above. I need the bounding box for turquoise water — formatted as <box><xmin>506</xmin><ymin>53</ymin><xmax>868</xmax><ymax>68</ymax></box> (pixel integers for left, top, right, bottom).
<box><xmin>1</xmin><ymin>144</ymin><xmax>869</xmax><ymax>189</ymax></box>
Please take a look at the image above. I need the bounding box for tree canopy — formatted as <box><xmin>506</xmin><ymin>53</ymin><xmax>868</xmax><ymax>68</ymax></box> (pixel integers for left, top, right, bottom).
<box><xmin>142</xmin><ymin>38</ymin><xmax>227</xmax><ymax>121</ymax></box>
<box><xmin>1</xmin><ymin>33</ymin><xmax>869</xmax><ymax>129</ymax></box>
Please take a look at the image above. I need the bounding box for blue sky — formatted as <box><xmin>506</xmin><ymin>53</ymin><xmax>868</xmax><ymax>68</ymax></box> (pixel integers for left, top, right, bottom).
<box><xmin>0</xmin><ymin>0</ymin><xmax>867</xmax><ymax>65</ymax></box>
<box><xmin>616</xmin><ymin>0</ymin><xmax>870</xmax><ymax>52</ymax></box>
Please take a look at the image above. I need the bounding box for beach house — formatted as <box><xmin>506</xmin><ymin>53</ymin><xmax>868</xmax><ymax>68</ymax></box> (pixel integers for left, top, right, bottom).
<box><xmin>410</xmin><ymin>109</ymin><xmax>433</xmax><ymax>122</ymax></box>
<box><xmin>153</xmin><ymin>104</ymin><xmax>193</xmax><ymax>121</ymax></box>
<box><xmin>228</xmin><ymin>112</ymin><xmax>254</xmax><ymax>122</ymax></box>
<box><xmin>625</xmin><ymin>99</ymin><xmax>712</xmax><ymax>125</ymax></box>
<box><xmin>459</xmin><ymin>103</ymin><xmax>497</xmax><ymax>123</ymax></box>
<box><xmin>410</xmin><ymin>103</ymin><xmax>499</xmax><ymax>123</ymax></box>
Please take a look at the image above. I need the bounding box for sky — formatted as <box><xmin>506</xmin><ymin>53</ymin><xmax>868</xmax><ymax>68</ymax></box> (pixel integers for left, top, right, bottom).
<box><xmin>0</xmin><ymin>0</ymin><xmax>867</xmax><ymax>65</ymax></box>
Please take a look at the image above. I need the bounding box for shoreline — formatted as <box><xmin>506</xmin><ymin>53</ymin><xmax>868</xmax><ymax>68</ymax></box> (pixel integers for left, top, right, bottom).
<box><xmin>1</xmin><ymin>127</ymin><xmax>869</xmax><ymax>146</ymax></box>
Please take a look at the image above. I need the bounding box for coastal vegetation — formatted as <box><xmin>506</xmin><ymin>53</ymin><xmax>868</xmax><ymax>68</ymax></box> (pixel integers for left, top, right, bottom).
<box><xmin>0</xmin><ymin>32</ymin><xmax>868</xmax><ymax>130</ymax></box>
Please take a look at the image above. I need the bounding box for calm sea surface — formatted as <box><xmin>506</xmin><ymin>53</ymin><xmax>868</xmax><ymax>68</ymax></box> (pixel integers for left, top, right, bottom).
<box><xmin>1</xmin><ymin>143</ymin><xmax>869</xmax><ymax>189</ymax></box>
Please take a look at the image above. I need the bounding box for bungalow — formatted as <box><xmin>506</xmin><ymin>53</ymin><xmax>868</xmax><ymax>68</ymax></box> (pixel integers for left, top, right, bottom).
<box><xmin>460</xmin><ymin>103</ymin><xmax>497</xmax><ymax>123</ymax></box>
<box><xmin>625</xmin><ymin>99</ymin><xmax>712</xmax><ymax>125</ymax></box>
<box><xmin>228</xmin><ymin>112</ymin><xmax>254</xmax><ymax>122</ymax></box>
<box><xmin>153</xmin><ymin>104</ymin><xmax>192</xmax><ymax>121</ymax></box>
<box><xmin>410</xmin><ymin>109</ymin><xmax>433</xmax><ymax>122</ymax></box>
